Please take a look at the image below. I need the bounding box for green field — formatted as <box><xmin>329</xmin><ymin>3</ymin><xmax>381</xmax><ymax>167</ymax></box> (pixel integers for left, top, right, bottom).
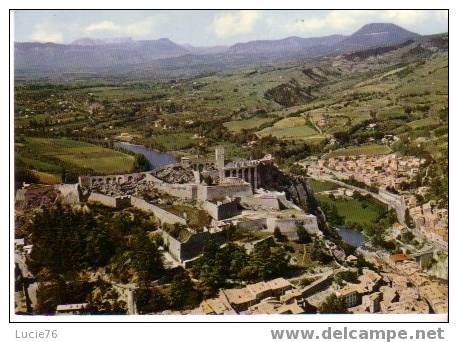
<box><xmin>153</xmin><ymin>133</ymin><xmax>195</xmax><ymax>151</ymax></box>
<box><xmin>316</xmin><ymin>193</ymin><xmax>386</xmax><ymax>226</ymax></box>
<box><xmin>308</xmin><ymin>179</ymin><xmax>340</xmax><ymax>193</ymax></box>
<box><xmin>30</xmin><ymin>170</ymin><xmax>61</xmax><ymax>184</ymax></box>
<box><xmin>19</xmin><ymin>137</ymin><xmax>136</xmax><ymax>175</ymax></box>
<box><xmin>223</xmin><ymin>117</ymin><xmax>275</xmax><ymax>132</ymax></box>
<box><xmin>325</xmin><ymin>144</ymin><xmax>392</xmax><ymax>158</ymax></box>
<box><xmin>407</xmin><ymin>118</ymin><xmax>438</xmax><ymax>129</ymax></box>
<box><xmin>257</xmin><ymin>116</ymin><xmax>320</xmax><ymax>140</ymax></box>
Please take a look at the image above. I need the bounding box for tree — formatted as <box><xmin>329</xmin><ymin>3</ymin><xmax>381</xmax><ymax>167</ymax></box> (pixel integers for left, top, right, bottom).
<box><xmin>86</xmin><ymin>281</ymin><xmax>127</xmax><ymax>314</ymax></box>
<box><xmin>34</xmin><ymin>269</ymin><xmax>65</xmax><ymax>315</ymax></box>
<box><xmin>136</xmin><ymin>287</ymin><xmax>168</xmax><ymax>314</ymax></box>
<box><xmin>15</xmin><ymin>168</ymin><xmax>38</xmax><ymax>189</ymax></box>
<box><xmin>319</xmin><ymin>294</ymin><xmax>347</xmax><ymax>313</ymax></box>
<box><xmin>296</xmin><ymin>224</ymin><xmax>312</xmax><ymax>244</ymax></box>
<box><xmin>168</xmin><ymin>269</ymin><xmax>194</xmax><ymax>309</ymax></box>
<box><xmin>336</xmin><ymin>270</ymin><xmax>359</xmax><ymax>284</ymax></box>
<box><xmin>310</xmin><ymin>240</ymin><xmax>333</xmax><ymax>264</ymax></box>
<box><xmin>333</xmin><ymin>131</ymin><xmax>350</xmax><ymax>144</ymax></box>
<box><xmin>273</xmin><ymin>227</ymin><xmax>283</xmax><ymax>241</ymax></box>
<box><xmin>134</xmin><ymin>153</ymin><xmax>151</xmax><ymax>172</ymax></box>
<box><xmin>202</xmin><ymin>175</ymin><xmax>213</xmax><ymax>186</ymax></box>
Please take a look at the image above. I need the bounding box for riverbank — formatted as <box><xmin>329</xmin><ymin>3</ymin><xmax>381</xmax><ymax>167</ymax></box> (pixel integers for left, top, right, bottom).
<box><xmin>113</xmin><ymin>141</ymin><xmax>176</xmax><ymax>170</ymax></box>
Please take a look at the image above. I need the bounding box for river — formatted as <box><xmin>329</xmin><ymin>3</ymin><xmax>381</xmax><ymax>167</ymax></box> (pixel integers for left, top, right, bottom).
<box><xmin>113</xmin><ymin>141</ymin><xmax>176</xmax><ymax>170</ymax></box>
<box><xmin>337</xmin><ymin>227</ymin><xmax>365</xmax><ymax>247</ymax></box>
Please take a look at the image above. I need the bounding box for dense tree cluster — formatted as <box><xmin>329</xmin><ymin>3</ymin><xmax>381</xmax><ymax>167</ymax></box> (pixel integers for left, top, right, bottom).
<box><xmin>319</xmin><ymin>294</ymin><xmax>347</xmax><ymax>313</ymax></box>
<box><xmin>28</xmin><ymin>203</ymin><xmax>164</xmax><ymax>283</ymax></box>
<box><xmin>136</xmin><ymin>268</ymin><xmax>202</xmax><ymax>313</ymax></box>
<box><xmin>191</xmin><ymin>240</ymin><xmax>290</xmax><ymax>298</ymax></box>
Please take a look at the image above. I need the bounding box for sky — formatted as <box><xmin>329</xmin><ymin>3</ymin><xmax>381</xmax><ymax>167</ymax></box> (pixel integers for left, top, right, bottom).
<box><xmin>13</xmin><ymin>10</ymin><xmax>448</xmax><ymax>46</ymax></box>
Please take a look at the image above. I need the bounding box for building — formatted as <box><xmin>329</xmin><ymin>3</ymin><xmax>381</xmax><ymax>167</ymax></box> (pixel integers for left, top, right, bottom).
<box><xmin>183</xmin><ymin>146</ymin><xmax>273</xmax><ymax>190</ymax></box>
<box><xmin>336</xmin><ymin>287</ymin><xmax>361</xmax><ymax>308</ymax></box>
<box><xmin>210</xmin><ymin>278</ymin><xmax>294</xmax><ymax>313</ymax></box>
<box><xmin>55</xmin><ymin>303</ymin><xmax>88</xmax><ymax>315</ymax></box>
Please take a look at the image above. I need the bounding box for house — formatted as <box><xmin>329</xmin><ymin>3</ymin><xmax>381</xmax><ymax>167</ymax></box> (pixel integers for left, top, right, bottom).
<box><xmin>247</xmin><ymin>282</ymin><xmax>272</xmax><ymax>301</ymax></box>
<box><xmin>336</xmin><ymin>287</ymin><xmax>361</xmax><ymax>308</ymax></box>
<box><xmin>222</xmin><ymin>288</ymin><xmax>256</xmax><ymax>312</ymax></box>
<box><xmin>55</xmin><ymin>303</ymin><xmax>88</xmax><ymax>315</ymax></box>
<box><xmin>266</xmin><ymin>278</ymin><xmax>293</xmax><ymax>297</ymax></box>
<box><xmin>389</xmin><ymin>254</ymin><xmax>413</xmax><ymax>265</ymax></box>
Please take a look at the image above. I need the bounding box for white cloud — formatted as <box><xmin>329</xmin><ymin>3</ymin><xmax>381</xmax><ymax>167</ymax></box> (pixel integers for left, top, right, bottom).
<box><xmin>30</xmin><ymin>24</ymin><xmax>63</xmax><ymax>43</ymax></box>
<box><xmin>125</xmin><ymin>17</ymin><xmax>155</xmax><ymax>36</ymax></box>
<box><xmin>381</xmin><ymin>10</ymin><xmax>428</xmax><ymax>26</ymax></box>
<box><xmin>287</xmin><ymin>10</ymin><xmax>375</xmax><ymax>34</ymax></box>
<box><xmin>85</xmin><ymin>17</ymin><xmax>155</xmax><ymax>37</ymax></box>
<box><xmin>86</xmin><ymin>20</ymin><xmax>121</xmax><ymax>33</ymax></box>
<box><xmin>286</xmin><ymin>10</ymin><xmax>438</xmax><ymax>35</ymax></box>
<box><xmin>212</xmin><ymin>10</ymin><xmax>261</xmax><ymax>38</ymax></box>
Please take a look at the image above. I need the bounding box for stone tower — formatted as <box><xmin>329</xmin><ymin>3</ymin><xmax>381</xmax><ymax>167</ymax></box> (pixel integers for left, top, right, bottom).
<box><xmin>215</xmin><ymin>146</ymin><xmax>225</xmax><ymax>169</ymax></box>
<box><xmin>127</xmin><ymin>287</ymin><xmax>138</xmax><ymax>315</ymax></box>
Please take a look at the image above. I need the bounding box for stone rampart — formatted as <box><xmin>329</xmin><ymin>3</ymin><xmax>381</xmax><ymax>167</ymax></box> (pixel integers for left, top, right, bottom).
<box><xmin>160</xmin><ymin>229</ymin><xmax>224</xmax><ymax>262</ymax></box>
<box><xmin>145</xmin><ymin>174</ymin><xmax>197</xmax><ymax>199</ymax></box>
<box><xmin>266</xmin><ymin>214</ymin><xmax>319</xmax><ymax>240</ymax></box>
<box><xmin>79</xmin><ymin>172</ymin><xmax>146</xmax><ymax>187</ymax></box>
<box><xmin>131</xmin><ymin>197</ymin><xmax>186</xmax><ymax>225</ymax></box>
<box><xmin>197</xmin><ymin>183</ymin><xmax>252</xmax><ymax>201</ymax></box>
<box><xmin>202</xmin><ymin>200</ymin><xmax>239</xmax><ymax>220</ymax></box>
<box><xmin>236</xmin><ymin>218</ymin><xmax>267</xmax><ymax>231</ymax></box>
<box><xmin>55</xmin><ymin>183</ymin><xmax>81</xmax><ymax>204</ymax></box>
<box><xmin>301</xmin><ymin>272</ymin><xmax>334</xmax><ymax>298</ymax></box>
<box><xmin>87</xmin><ymin>192</ymin><xmax>130</xmax><ymax>208</ymax></box>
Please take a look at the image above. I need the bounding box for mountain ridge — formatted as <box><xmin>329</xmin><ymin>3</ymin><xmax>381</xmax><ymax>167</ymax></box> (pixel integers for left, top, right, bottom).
<box><xmin>14</xmin><ymin>22</ymin><xmax>429</xmax><ymax>77</ymax></box>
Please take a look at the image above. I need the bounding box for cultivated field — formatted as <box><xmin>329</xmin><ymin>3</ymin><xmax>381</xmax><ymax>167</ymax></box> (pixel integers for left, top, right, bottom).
<box><xmin>324</xmin><ymin>144</ymin><xmax>392</xmax><ymax>158</ymax></box>
<box><xmin>17</xmin><ymin>137</ymin><xmax>136</xmax><ymax>177</ymax></box>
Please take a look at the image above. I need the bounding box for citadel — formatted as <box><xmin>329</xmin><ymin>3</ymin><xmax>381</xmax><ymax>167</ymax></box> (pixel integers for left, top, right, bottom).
<box><xmin>29</xmin><ymin>146</ymin><xmax>321</xmax><ymax>267</ymax></box>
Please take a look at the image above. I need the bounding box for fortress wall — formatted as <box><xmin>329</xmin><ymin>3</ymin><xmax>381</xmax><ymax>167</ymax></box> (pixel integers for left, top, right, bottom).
<box><xmin>377</xmin><ymin>189</ymin><xmax>407</xmax><ymax>224</ymax></box>
<box><xmin>202</xmin><ymin>200</ymin><xmax>239</xmax><ymax>220</ymax></box>
<box><xmin>181</xmin><ymin>231</ymin><xmax>224</xmax><ymax>261</ymax></box>
<box><xmin>378</xmin><ymin>189</ymin><xmax>405</xmax><ymax>206</ymax></box>
<box><xmin>79</xmin><ymin>172</ymin><xmax>146</xmax><ymax>187</ymax></box>
<box><xmin>145</xmin><ymin>174</ymin><xmax>197</xmax><ymax>199</ymax></box>
<box><xmin>87</xmin><ymin>192</ymin><xmax>131</xmax><ymax>208</ymax></box>
<box><xmin>131</xmin><ymin>197</ymin><xmax>186</xmax><ymax>225</ymax></box>
<box><xmin>266</xmin><ymin>214</ymin><xmax>320</xmax><ymax>240</ymax></box>
<box><xmin>301</xmin><ymin>273</ymin><xmax>334</xmax><ymax>298</ymax></box>
<box><xmin>266</xmin><ymin>218</ymin><xmax>299</xmax><ymax>240</ymax></box>
<box><xmin>87</xmin><ymin>192</ymin><xmax>118</xmax><ymax>208</ymax></box>
<box><xmin>249</xmin><ymin>196</ymin><xmax>281</xmax><ymax>210</ymax></box>
<box><xmin>302</xmin><ymin>215</ymin><xmax>320</xmax><ymax>235</ymax></box>
<box><xmin>55</xmin><ymin>183</ymin><xmax>81</xmax><ymax>205</ymax></box>
<box><xmin>197</xmin><ymin>184</ymin><xmax>252</xmax><ymax>201</ymax></box>
<box><xmin>159</xmin><ymin>229</ymin><xmax>183</xmax><ymax>261</ymax></box>
<box><xmin>160</xmin><ymin>229</ymin><xmax>224</xmax><ymax>262</ymax></box>
<box><xmin>236</xmin><ymin>218</ymin><xmax>267</xmax><ymax>231</ymax></box>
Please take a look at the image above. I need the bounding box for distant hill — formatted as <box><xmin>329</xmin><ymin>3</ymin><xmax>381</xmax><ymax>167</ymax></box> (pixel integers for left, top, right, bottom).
<box><xmin>14</xmin><ymin>23</ymin><xmax>426</xmax><ymax>78</ymax></box>
<box><xmin>15</xmin><ymin>38</ymin><xmax>189</xmax><ymax>70</ymax></box>
<box><xmin>71</xmin><ymin>37</ymin><xmax>135</xmax><ymax>46</ymax></box>
<box><xmin>181</xmin><ymin>44</ymin><xmax>229</xmax><ymax>55</ymax></box>
<box><xmin>227</xmin><ymin>35</ymin><xmax>346</xmax><ymax>55</ymax></box>
<box><xmin>333</xmin><ymin>23</ymin><xmax>419</xmax><ymax>52</ymax></box>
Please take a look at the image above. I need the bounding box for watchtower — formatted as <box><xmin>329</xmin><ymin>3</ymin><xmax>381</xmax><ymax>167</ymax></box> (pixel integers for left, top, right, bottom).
<box><xmin>215</xmin><ymin>146</ymin><xmax>225</xmax><ymax>169</ymax></box>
